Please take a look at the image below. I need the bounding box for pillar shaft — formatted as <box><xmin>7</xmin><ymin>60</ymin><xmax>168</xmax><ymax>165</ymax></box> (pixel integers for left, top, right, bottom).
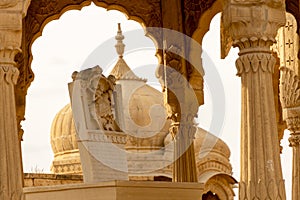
<box><xmin>0</xmin><ymin>2</ymin><xmax>25</xmax><ymax>199</ymax></box>
<box><xmin>171</xmin><ymin>113</ymin><xmax>198</xmax><ymax>182</ymax></box>
<box><xmin>0</xmin><ymin>51</ymin><xmax>23</xmax><ymax>199</ymax></box>
<box><xmin>283</xmin><ymin>116</ymin><xmax>300</xmax><ymax>200</ymax></box>
<box><xmin>163</xmin><ymin>60</ymin><xmax>199</xmax><ymax>182</ymax></box>
<box><xmin>289</xmin><ymin>133</ymin><xmax>300</xmax><ymax>200</ymax></box>
<box><xmin>237</xmin><ymin>50</ymin><xmax>285</xmax><ymax>199</ymax></box>
<box><xmin>222</xmin><ymin>1</ymin><xmax>286</xmax><ymax>199</ymax></box>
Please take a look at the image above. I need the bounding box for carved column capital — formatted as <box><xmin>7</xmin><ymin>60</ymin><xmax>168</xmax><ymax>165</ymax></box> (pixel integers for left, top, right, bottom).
<box><xmin>222</xmin><ymin>0</ymin><xmax>286</xmax><ymax>50</ymax></box>
<box><xmin>285</xmin><ymin>116</ymin><xmax>300</xmax><ymax>133</ymax></box>
<box><xmin>0</xmin><ymin>48</ymin><xmax>21</xmax><ymax>65</ymax></box>
<box><xmin>289</xmin><ymin>134</ymin><xmax>300</xmax><ymax>147</ymax></box>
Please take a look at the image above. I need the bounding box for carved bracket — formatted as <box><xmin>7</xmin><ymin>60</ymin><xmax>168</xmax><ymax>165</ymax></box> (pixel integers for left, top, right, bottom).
<box><xmin>280</xmin><ymin>67</ymin><xmax>300</xmax><ymax>109</ymax></box>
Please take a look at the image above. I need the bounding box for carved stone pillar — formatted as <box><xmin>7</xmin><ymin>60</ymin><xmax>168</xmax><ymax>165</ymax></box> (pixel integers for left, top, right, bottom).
<box><xmin>157</xmin><ymin>0</ymin><xmax>200</xmax><ymax>182</ymax></box>
<box><xmin>163</xmin><ymin>48</ymin><xmax>199</xmax><ymax>182</ymax></box>
<box><xmin>276</xmin><ymin>12</ymin><xmax>300</xmax><ymax>200</ymax></box>
<box><xmin>0</xmin><ymin>2</ymin><xmax>25</xmax><ymax>199</ymax></box>
<box><xmin>0</xmin><ymin>49</ymin><xmax>23</xmax><ymax>200</ymax></box>
<box><xmin>222</xmin><ymin>1</ymin><xmax>286</xmax><ymax>199</ymax></box>
<box><xmin>280</xmin><ymin>67</ymin><xmax>300</xmax><ymax>200</ymax></box>
<box><xmin>286</xmin><ymin>117</ymin><xmax>300</xmax><ymax>200</ymax></box>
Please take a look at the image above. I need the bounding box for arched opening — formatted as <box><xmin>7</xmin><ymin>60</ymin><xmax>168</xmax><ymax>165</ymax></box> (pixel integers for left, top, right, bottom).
<box><xmin>21</xmin><ymin>3</ymin><xmax>158</xmax><ymax>174</ymax></box>
<box><xmin>202</xmin><ymin>191</ymin><xmax>220</xmax><ymax>200</ymax></box>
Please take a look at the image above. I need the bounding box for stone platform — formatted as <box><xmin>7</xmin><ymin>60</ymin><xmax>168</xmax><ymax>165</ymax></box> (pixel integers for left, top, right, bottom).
<box><xmin>23</xmin><ymin>181</ymin><xmax>204</xmax><ymax>200</ymax></box>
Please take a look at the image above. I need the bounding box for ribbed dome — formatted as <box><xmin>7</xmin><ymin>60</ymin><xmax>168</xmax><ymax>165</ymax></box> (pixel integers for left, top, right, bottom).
<box><xmin>50</xmin><ymin>104</ymin><xmax>82</xmax><ymax>174</ymax></box>
<box><xmin>193</xmin><ymin>128</ymin><xmax>232</xmax><ymax>175</ymax></box>
<box><xmin>193</xmin><ymin>128</ymin><xmax>231</xmax><ymax>159</ymax></box>
<box><xmin>50</xmin><ymin>104</ymin><xmax>77</xmax><ymax>154</ymax></box>
<box><xmin>164</xmin><ymin>127</ymin><xmax>231</xmax><ymax>159</ymax></box>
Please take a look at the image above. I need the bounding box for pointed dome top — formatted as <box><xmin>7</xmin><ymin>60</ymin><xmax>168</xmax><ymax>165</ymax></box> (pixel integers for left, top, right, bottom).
<box><xmin>110</xmin><ymin>23</ymin><xmax>146</xmax><ymax>82</ymax></box>
<box><xmin>115</xmin><ymin>23</ymin><xmax>125</xmax><ymax>58</ymax></box>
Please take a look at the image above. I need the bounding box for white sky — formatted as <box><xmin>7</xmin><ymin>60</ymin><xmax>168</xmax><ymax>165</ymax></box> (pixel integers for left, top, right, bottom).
<box><xmin>21</xmin><ymin>3</ymin><xmax>292</xmax><ymax>199</ymax></box>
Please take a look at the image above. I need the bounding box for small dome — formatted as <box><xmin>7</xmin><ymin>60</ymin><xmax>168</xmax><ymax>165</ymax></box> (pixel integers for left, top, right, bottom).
<box><xmin>194</xmin><ymin>128</ymin><xmax>232</xmax><ymax>176</ymax></box>
<box><xmin>50</xmin><ymin>104</ymin><xmax>82</xmax><ymax>174</ymax></box>
<box><xmin>164</xmin><ymin>127</ymin><xmax>231</xmax><ymax>162</ymax></box>
<box><xmin>194</xmin><ymin>128</ymin><xmax>231</xmax><ymax>159</ymax></box>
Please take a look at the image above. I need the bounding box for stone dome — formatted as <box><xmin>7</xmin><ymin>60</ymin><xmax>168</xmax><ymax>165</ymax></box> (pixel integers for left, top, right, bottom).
<box><xmin>50</xmin><ymin>104</ymin><xmax>82</xmax><ymax>174</ymax></box>
<box><xmin>164</xmin><ymin>127</ymin><xmax>232</xmax><ymax>176</ymax></box>
<box><xmin>193</xmin><ymin>128</ymin><xmax>231</xmax><ymax>159</ymax></box>
<box><xmin>193</xmin><ymin>128</ymin><xmax>232</xmax><ymax>176</ymax></box>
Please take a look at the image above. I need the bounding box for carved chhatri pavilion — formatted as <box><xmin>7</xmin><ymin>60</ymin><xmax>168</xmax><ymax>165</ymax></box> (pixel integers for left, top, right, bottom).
<box><xmin>0</xmin><ymin>0</ymin><xmax>299</xmax><ymax>200</ymax></box>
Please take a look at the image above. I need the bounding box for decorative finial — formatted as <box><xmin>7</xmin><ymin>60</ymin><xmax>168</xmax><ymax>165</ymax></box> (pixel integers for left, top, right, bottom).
<box><xmin>115</xmin><ymin>23</ymin><xmax>125</xmax><ymax>58</ymax></box>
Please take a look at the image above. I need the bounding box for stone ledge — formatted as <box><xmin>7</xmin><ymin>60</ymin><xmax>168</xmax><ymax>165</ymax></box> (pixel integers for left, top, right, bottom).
<box><xmin>24</xmin><ymin>173</ymin><xmax>83</xmax><ymax>180</ymax></box>
<box><xmin>23</xmin><ymin>181</ymin><xmax>204</xmax><ymax>200</ymax></box>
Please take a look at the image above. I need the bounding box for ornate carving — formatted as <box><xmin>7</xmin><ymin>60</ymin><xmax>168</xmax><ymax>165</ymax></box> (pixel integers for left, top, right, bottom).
<box><xmin>204</xmin><ymin>175</ymin><xmax>235</xmax><ymax>200</ymax></box>
<box><xmin>0</xmin><ymin>65</ymin><xmax>19</xmax><ymax>85</ymax></box>
<box><xmin>73</xmin><ymin>66</ymin><xmax>118</xmax><ymax>131</ymax></box>
<box><xmin>274</xmin><ymin>13</ymin><xmax>299</xmax><ymax>75</ymax></box>
<box><xmin>279</xmin><ymin>67</ymin><xmax>300</xmax><ymax>108</ymax></box>
<box><xmin>289</xmin><ymin>134</ymin><xmax>300</xmax><ymax>147</ymax></box>
<box><xmin>236</xmin><ymin>52</ymin><xmax>276</xmax><ymax>76</ymax></box>
<box><xmin>239</xmin><ymin>180</ymin><xmax>286</xmax><ymax>200</ymax></box>
<box><xmin>222</xmin><ymin>2</ymin><xmax>286</xmax><ymax>54</ymax></box>
<box><xmin>183</xmin><ymin>0</ymin><xmax>216</xmax><ymax>37</ymax></box>
<box><xmin>25</xmin><ymin>0</ymin><xmax>162</xmax><ymax>69</ymax></box>
<box><xmin>285</xmin><ymin>117</ymin><xmax>300</xmax><ymax>133</ymax></box>
<box><xmin>285</xmin><ymin>0</ymin><xmax>300</xmax><ymax>34</ymax></box>
<box><xmin>14</xmin><ymin>52</ymin><xmax>34</xmax><ymax>140</ymax></box>
<box><xmin>94</xmin><ymin>0</ymin><xmax>161</xmax><ymax>28</ymax></box>
<box><xmin>0</xmin><ymin>48</ymin><xmax>21</xmax><ymax>65</ymax></box>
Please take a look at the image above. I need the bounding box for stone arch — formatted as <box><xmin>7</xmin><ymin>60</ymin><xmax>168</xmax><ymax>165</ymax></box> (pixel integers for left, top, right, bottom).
<box><xmin>201</xmin><ymin>173</ymin><xmax>237</xmax><ymax>200</ymax></box>
<box><xmin>16</xmin><ymin>0</ymin><xmax>162</xmax><ymax>139</ymax></box>
<box><xmin>186</xmin><ymin>0</ymin><xmax>226</xmax><ymax>115</ymax></box>
<box><xmin>24</xmin><ymin>0</ymin><xmax>161</xmax><ymax>80</ymax></box>
<box><xmin>192</xmin><ymin>0</ymin><xmax>223</xmax><ymax>45</ymax></box>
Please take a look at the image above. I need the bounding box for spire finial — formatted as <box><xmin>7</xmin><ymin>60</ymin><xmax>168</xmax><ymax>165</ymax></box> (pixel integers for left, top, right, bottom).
<box><xmin>115</xmin><ymin>23</ymin><xmax>125</xmax><ymax>58</ymax></box>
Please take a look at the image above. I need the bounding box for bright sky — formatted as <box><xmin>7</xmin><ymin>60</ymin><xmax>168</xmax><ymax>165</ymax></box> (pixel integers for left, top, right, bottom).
<box><xmin>21</xmin><ymin>3</ymin><xmax>292</xmax><ymax>199</ymax></box>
